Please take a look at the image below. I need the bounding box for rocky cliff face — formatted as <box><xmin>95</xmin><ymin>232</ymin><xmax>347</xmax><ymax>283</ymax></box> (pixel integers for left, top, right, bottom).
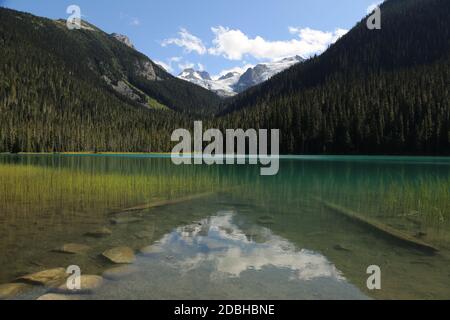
<box><xmin>135</xmin><ymin>60</ymin><xmax>157</xmax><ymax>81</ymax></box>
<box><xmin>111</xmin><ymin>33</ymin><xmax>135</xmax><ymax>49</ymax></box>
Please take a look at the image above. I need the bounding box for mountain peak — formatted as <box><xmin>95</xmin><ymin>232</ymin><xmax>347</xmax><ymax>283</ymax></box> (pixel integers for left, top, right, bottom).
<box><xmin>180</xmin><ymin>68</ymin><xmax>196</xmax><ymax>74</ymax></box>
<box><xmin>281</xmin><ymin>55</ymin><xmax>304</xmax><ymax>63</ymax></box>
<box><xmin>198</xmin><ymin>71</ymin><xmax>212</xmax><ymax>81</ymax></box>
<box><xmin>178</xmin><ymin>55</ymin><xmax>304</xmax><ymax>97</ymax></box>
<box><xmin>234</xmin><ymin>56</ymin><xmax>304</xmax><ymax>93</ymax></box>
<box><xmin>218</xmin><ymin>72</ymin><xmax>241</xmax><ymax>81</ymax></box>
<box><xmin>179</xmin><ymin>68</ymin><xmax>212</xmax><ymax>81</ymax></box>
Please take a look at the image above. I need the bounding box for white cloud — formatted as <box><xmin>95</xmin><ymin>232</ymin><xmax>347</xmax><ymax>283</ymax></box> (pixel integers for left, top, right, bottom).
<box><xmin>367</xmin><ymin>1</ymin><xmax>384</xmax><ymax>14</ymax></box>
<box><xmin>197</xmin><ymin>63</ymin><xmax>205</xmax><ymax>71</ymax></box>
<box><xmin>160</xmin><ymin>25</ymin><xmax>348</xmax><ymax>74</ymax></box>
<box><xmin>170</xmin><ymin>56</ymin><xmax>183</xmax><ymax>63</ymax></box>
<box><xmin>208</xmin><ymin>26</ymin><xmax>348</xmax><ymax>61</ymax></box>
<box><xmin>119</xmin><ymin>13</ymin><xmax>141</xmax><ymax>27</ymax></box>
<box><xmin>156</xmin><ymin>57</ymin><xmax>198</xmax><ymax>73</ymax></box>
<box><xmin>155</xmin><ymin>60</ymin><xmax>172</xmax><ymax>73</ymax></box>
<box><xmin>160</xmin><ymin>212</ymin><xmax>345</xmax><ymax>282</ymax></box>
<box><xmin>162</xmin><ymin>28</ymin><xmax>207</xmax><ymax>55</ymax></box>
<box><xmin>154</xmin><ymin>57</ymin><xmax>183</xmax><ymax>74</ymax></box>
<box><xmin>290</xmin><ymin>27</ymin><xmax>348</xmax><ymax>45</ymax></box>
<box><xmin>130</xmin><ymin>17</ymin><xmax>140</xmax><ymax>26</ymax></box>
<box><xmin>178</xmin><ymin>61</ymin><xmax>195</xmax><ymax>70</ymax></box>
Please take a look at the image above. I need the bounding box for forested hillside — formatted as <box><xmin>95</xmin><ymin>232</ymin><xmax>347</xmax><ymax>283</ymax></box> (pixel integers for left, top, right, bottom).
<box><xmin>220</xmin><ymin>0</ymin><xmax>450</xmax><ymax>155</ymax></box>
<box><xmin>0</xmin><ymin>7</ymin><xmax>217</xmax><ymax>152</ymax></box>
<box><xmin>1</xmin><ymin>0</ymin><xmax>449</xmax><ymax>155</ymax></box>
<box><xmin>0</xmin><ymin>52</ymin><xmax>187</xmax><ymax>152</ymax></box>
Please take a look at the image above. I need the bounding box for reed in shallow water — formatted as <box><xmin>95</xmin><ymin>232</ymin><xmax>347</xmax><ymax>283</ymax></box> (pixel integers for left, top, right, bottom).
<box><xmin>0</xmin><ymin>163</ymin><xmax>228</xmax><ymax>215</ymax></box>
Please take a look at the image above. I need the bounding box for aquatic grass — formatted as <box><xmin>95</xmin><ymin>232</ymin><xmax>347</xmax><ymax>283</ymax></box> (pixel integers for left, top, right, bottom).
<box><xmin>1</xmin><ymin>156</ymin><xmax>449</xmax><ymax>245</ymax></box>
<box><xmin>222</xmin><ymin>164</ymin><xmax>450</xmax><ymax>245</ymax></box>
<box><xmin>228</xmin><ymin>168</ymin><xmax>450</xmax><ymax>222</ymax></box>
<box><xmin>0</xmin><ymin>163</ymin><xmax>228</xmax><ymax>216</ymax></box>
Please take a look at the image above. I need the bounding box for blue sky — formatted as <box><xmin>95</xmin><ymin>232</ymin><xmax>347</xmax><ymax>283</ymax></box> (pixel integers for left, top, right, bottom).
<box><xmin>1</xmin><ymin>0</ymin><xmax>381</xmax><ymax>77</ymax></box>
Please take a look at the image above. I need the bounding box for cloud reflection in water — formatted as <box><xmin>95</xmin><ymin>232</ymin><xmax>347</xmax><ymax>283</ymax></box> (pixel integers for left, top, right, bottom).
<box><xmin>156</xmin><ymin>211</ymin><xmax>344</xmax><ymax>282</ymax></box>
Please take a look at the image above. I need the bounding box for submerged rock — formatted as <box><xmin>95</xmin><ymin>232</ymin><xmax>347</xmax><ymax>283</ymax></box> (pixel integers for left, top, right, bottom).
<box><xmin>102</xmin><ymin>247</ymin><xmax>136</xmax><ymax>264</ymax></box>
<box><xmin>333</xmin><ymin>245</ymin><xmax>352</xmax><ymax>252</ymax></box>
<box><xmin>17</xmin><ymin>268</ymin><xmax>68</xmax><ymax>287</ymax></box>
<box><xmin>0</xmin><ymin>283</ymin><xmax>31</xmax><ymax>299</ymax></box>
<box><xmin>56</xmin><ymin>275</ymin><xmax>103</xmax><ymax>293</ymax></box>
<box><xmin>85</xmin><ymin>227</ymin><xmax>112</xmax><ymax>238</ymax></box>
<box><xmin>103</xmin><ymin>265</ymin><xmax>138</xmax><ymax>280</ymax></box>
<box><xmin>257</xmin><ymin>215</ymin><xmax>275</xmax><ymax>225</ymax></box>
<box><xmin>52</xmin><ymin>243</ymin><xmax>91</xmax><ymax>255</ymax></box>
<box><xmin>37</xmin><ymin>293</ymin><xmax>80</xmax><ymax>300</ymax></box>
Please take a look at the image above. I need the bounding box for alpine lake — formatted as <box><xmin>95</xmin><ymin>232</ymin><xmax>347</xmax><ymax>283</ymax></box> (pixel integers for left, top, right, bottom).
<box><xmin>0</xmin><ymin>154</ymin><xmax>449</xmax><ymax>300</ymax></box>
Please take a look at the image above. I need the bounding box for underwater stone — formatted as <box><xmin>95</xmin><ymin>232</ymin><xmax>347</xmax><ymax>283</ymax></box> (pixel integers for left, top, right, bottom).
<box><xmin>102</xmin><ymin>247</ymin><xmax>136</xmax><ymax>264</ymax></box>
<box><xmin>103</xmin><ymin>265</ymin><xmax>138</xmax><ymax>280</ymax></box>
<box><xmin>56</xmin><ymin>275</ymin><xmax>103</xmax><ymax>293</ymax></box>
<box><xmin>17</xmin><ymin>268</ymin><xmax>68</xmax><ymax>287</ymax></box>
<box><xmin>257</xmin><ymin>215</ymin><xmax>275</xmax><ymax>225</ymax></box>
<box><xmin>333</xmin><ymin>245</ymin><xmax>352</xmax><ymax>252</ymax></box>
<box><xmin>85</xmin><ymin>227</ymin><xmax>112</xmax><ymax>238</ymax></box>
<box><xmin>52</xmin><ymin>243</ymin><xmax>91</xmax><ymax>254</ymax></box>
<box><xmin>0</xmin><ymin>283</ymin><xmax>31</xmax><ymax>299</ymax></box>
<box><xmin>37</xmin><ymin>293</ymin><xmax>80</xmax><ymax>300</ymax></box>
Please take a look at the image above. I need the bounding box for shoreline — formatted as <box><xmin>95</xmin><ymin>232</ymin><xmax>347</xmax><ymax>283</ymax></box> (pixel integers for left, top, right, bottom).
<box><xmin>1</xmin><ymin>152</ymin><xmax>450</xmax><ymax>161</ymax></box>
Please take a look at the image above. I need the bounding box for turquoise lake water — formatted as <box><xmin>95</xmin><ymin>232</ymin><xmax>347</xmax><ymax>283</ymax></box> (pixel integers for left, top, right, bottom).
<box><xmin>0</xmin><ymin>154</ymin><xmax>449</xmax><ymax>299</ymax></box>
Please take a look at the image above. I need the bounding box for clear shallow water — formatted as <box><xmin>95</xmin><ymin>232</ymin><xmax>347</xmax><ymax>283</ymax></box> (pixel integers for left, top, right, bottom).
<box><xmin>0</xmin><ymin>154</ymin><xmax>449</xmax><ymax>300</ymax></box>
<box><xmin>75</xmin><ymin>211</ymin><xmax>366</xmax><ymax>300</ymax></box>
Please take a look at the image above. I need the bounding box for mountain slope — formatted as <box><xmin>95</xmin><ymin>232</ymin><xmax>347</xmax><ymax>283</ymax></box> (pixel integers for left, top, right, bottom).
<box><xmin>0</xmin><ymin>8</ymin><xmax>221</xmax><ymax>116</ymax></box>
<box><xmin>219</xmin><ymin>0</ymin><xmax>450</xmax><ymax>155</ymax></box>
<box><xmin>0</xmin><ymin>7</ymin><xmax>203</xmax><ymax>152</ymax></box>
<box><xmin>1</xmin><ymin>1</ymin><xmax>449</xmax><ymax>155</ymax></box>
<box><xmin>178</xmin><ymin>56</ymin><xmax>304</xmax><ymax>97</ymax></box>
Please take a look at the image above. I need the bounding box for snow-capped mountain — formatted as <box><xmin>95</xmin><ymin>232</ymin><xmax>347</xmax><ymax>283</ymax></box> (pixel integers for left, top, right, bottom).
<box><xmin>177</xmin><ymin>55</ymin><xmax>304</xmax><ymax>97</ymax></box>
<box><xmin>178</xmin><ymin>68</ymin><xmax>239</xmax><ymax>97</ymax></box>
<box><xmin>179</xmin><ymin>68</ymin><xmax>212</xmax><ymax>81</ymax></box>
<box><xmin>235</xmin><ymin>56</ymin><xmax>304</xmax><ymax>93</ymax></box>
